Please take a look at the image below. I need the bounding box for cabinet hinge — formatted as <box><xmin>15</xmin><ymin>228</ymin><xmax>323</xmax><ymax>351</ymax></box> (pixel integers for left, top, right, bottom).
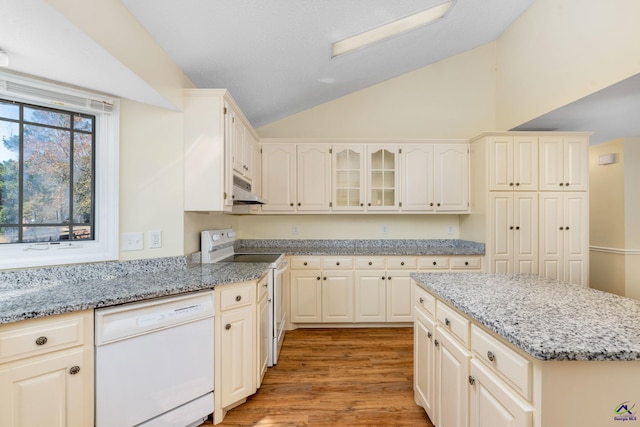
<box><xmin>260</xmin><ymin>147</ymin><xmax>263</xmax><ymax>154</ymax></box>
<box><xmin>399</xmin><ymin>148</ymin><xmax>402</xmax><ymax>154</ymax></box>
<box><xmin>330</xmin><ymin>202</ymin><xmax>333</xmax><ymax>207</ymax></box>
<box><xmin>224</xmin><ymin>107</ymin><xmax>227</xmax><ymax>114</ymax></box>
<box><xmin>329</xmin><ymin>148</ymin><xmax>332</xmax><ymax>154</ymax></box>
<box><xmin>223</xmin><ymin>192</ymin><xmax>227</xmax><ymax>200</ymax></box>
<box><xmin>399</xmin><ymin>202</ymin><xmax>402</xmax><ymax>207</ymax></box>
<box><xmin>467</xmin><ymin>148</ymin><xmax>470</xmax><ymax>154</ymax></box>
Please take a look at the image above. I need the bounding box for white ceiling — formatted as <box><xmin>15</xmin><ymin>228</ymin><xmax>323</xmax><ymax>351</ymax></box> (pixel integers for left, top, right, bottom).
<box><xmin>1</xmin><ymin>0</ymin><xmax>638</xmax><ymax>144</ymax></box>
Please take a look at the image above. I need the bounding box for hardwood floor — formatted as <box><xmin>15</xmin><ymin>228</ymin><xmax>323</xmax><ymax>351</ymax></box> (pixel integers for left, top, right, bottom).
<box><xmin>201</xmin><ymin>327</ymin><xmax>434</xmax><ymax>427</ymax></box>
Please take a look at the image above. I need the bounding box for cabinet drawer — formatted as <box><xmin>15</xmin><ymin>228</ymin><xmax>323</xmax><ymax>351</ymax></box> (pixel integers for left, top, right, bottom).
<box><xmin>436</xmin><ymin>301</ymin><xmax>469</xmax><ymax>347</ymax></box>
<box><xmin>322</xmin><ymin>257</ymin><xmax>353</xmax><ymax>269</ymax></box>
<box><xmin>290</xmin><ymin>256</ymin><xmax>321</xmax><ymax>270</ymax></box>
<box><xmin>419</xmin><ymin>256</ymin><xmax>449</xmax><ymax>270</ymax></box>
<box><xmin>471</xmin><ymin>325</ymin><xmax>532</xmax><ymax>400</ymax></box>
<box><xmin>450</xmin><ymin>256</ymin><xmax>482</xmax><ymax>270</ymax></box>
<box><xmin>220</xmin><ymin>282</ymin><xmax>254</xmax><ymax>311</ymax></box>
<box><xmin>0</xmin><ymin>312</ymin><xmax>87</xmax><ymax>364</ymax></box>
<box><xmin>354</xmin><ymin>257</ymin><xmax>385</xmax><ymax>269</ymax></box>
<box><xmin>414</xmin><ymin>285</ymin><xmax>435</xmax><ymax>318</ymax></box>
<box><xmin>386</xmin><ymin>257</ymin><xmax>417</xmax><ymax>270</ymax></box>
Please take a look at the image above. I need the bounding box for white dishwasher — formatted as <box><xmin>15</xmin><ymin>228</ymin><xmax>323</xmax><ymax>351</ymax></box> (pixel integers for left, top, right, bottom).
<box><xmin>95</xmin><ymin>290</ymin><xmax>215</xmax><ymax>427</ymax></box>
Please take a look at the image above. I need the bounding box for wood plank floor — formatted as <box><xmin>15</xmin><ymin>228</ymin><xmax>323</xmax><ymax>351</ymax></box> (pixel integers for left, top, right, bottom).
<box><xmin>201</xmin><ymin>327</ymin><xmax>434</xmax><ymax>426</ymax></box>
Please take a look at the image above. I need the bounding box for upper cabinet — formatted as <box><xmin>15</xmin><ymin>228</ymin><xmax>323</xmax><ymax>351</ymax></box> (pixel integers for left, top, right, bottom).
<box><xmin>488</xmin><ymin>136</ymin><xmax>538</xmax><ymax>191</ymax></box>
<box><xmin>183</xmin><ymin>89</ymin><xmax>259</xmax><ymax>212</ymax></box>
<box><xmin>539</xmin><ymin>135</ymin><xmax>588</xmax><ymax>191</ymax></box>
<box><xmin>260</xmin><ymin>139</ymin><xmax>470</xmax><ymax>215</ymax></box>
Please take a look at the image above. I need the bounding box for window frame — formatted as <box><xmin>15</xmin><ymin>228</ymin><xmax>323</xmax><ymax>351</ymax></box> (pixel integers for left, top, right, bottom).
<box><xmin>0</xmin><ymin>71</ymin><xmax>119</xmax><ymax>270</ymax></box>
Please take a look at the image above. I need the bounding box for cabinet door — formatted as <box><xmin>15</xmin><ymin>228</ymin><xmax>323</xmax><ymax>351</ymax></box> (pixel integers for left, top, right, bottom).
<box><xmin>354</xmin><ymin>271</ymin><xmax>386</xmax><ymax>322</ymax></box>
<box><xmin>258</xmin><ymin>293</ymin><xmax>269</xmax><ymax>384</ymax></box>
<box><xmin>297</xmin><ymin>144</ymin><xmax>331</xmax><ymax>211</ymax></box>
<box><xmin>231</xmin><ymin>112</ymin><xmax>245</xmax><ymax>177</ymax></box>
<box><xmin>539</xmin><ymin>192</ymin><xmax>564</xmax><ymax>281</ymax></box>
<box><xmin>367</xmin><ymin>145</ymin><xmax>398</xmax><ymax>211</ymax></box>
<box><xmin>435</xmin><ymin>328</ymin><xmax>470</xmax><ymax>427</ymax></box>
<box><xmin>488</xmin><ymin>136</ymin><xmax>514</xmax><ymax>191</ymax></box>
<box><xmin>261</xmin><ymin>144</ymin><xmax>296</xmax><ymax>211</ymax></box>
<box><xmin>220</xmin><ymin>305</ymin><xmax>256</xmax><ymax>407</ymax></box>
<box><xmin>469</xmin><ymin>359</ymin><xmax>533</xmax><ymax>427</ymax></box>
<box><xmin>435</xmin><ymin>144</ymin><xmax>469</xmax><ymax>212</ymax></box>
<box><xmin>243</xmin><ymin>130</ymin><xmax>258</xmax><ymax>182</ymax></box>
<box><xmin>539</xmin><ymin>136</ymin><xmax>565</xmax><ymax>191</ymax></box>
<box><xmin>290</xmin><ymin>271</ymin><xmax>322</xmax><ymax>323</ymax></box>
<box><xmin>386</xmin><ymin>272</ymin><xmax>413</xmax><ymax>322</ymax></box>
<box><xmin>400</xmin><ymin>145</ymin><xmax>434</xmax><ymax>211</ymax></box>
<box><xmin>414</xmin><ymin>308</ymin><xmax>436</xmax><ymax>420</ymax></box>
<box><xmin>513</xmin><ymin>193</ymin><xmax>538</xmax><ymax>274</ymax></box>
<box><xmin>322</xmin><ymin>271</ymin><xmax>354</xmax><ymax>322</ymax></box>
<box><xmin>563</xmin><ymin>192</ymin><xmax>589</xmax><ymax>286</ymax></box>
<box><xmin>513</xmin><ymin>136</ymin><xmax>538</xmax><ymax>191</ymax></box>
<box><xmin>563</xmin><ymin>135</ymin><xmax>588</xmax><ymax>191</ymax></box>
<box><xmin>489</xmin><ymin>193</ymin><xmax>514</xmax><ymax>274</ymax></box>
<box><xmin>0</xmin><ymin>349</ymin><xmax>88</xmax><ymax>427</ymax></box>
<box><xmin>332</xmin><ymin>145</ymin><xmax>365</xmax><ymax>211</ymax></box>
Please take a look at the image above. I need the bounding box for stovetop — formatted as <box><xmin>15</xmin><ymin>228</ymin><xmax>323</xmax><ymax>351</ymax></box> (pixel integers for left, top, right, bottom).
<box><xmin>219</xmin><ymin>253</ymin><xmax>283</xmax><ymax>263</ymax></box>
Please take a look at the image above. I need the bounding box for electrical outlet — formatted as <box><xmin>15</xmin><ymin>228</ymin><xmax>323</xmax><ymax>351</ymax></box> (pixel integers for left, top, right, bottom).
<box><xmin>293</xmin><ymin>225</ymin><xmax>299</xmax><ymax>235</ymax></box>
<box><xmin>382</xmin><ymin>225</ymin><xmax>388</xmax><ymax>234</ymax></box>
<box><xmin>148</xmin><ymin>230</ymin><xmax>162</xmax><ymax>249</ymax></box>
<box><xmin>447</xmin><ymin>226</ymin><xmax>454</xmax><ymax>235</ymax></box>
<box><xmin>122</xmin><ymin>232</ymin><xmax>143</xmax><ymax>251</ymax></box>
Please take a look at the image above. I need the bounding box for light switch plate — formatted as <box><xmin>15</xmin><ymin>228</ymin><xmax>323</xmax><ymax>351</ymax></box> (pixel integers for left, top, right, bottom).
<box><xmin>148</xmin><ymin>230</ymin><xmax>162</xmax><ymax>249</ymax></box>
<box><xmin>122</xmin><ymin>232</ymin><xmax>144</xmax><ymax>251</ymax></box>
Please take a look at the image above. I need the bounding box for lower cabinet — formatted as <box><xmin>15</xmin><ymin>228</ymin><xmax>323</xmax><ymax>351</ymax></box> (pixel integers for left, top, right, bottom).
<box><xmin>257</xmin><ymin>274</ymin><xmax>269</xmax><ymax>385</ymax></box>
<box><xmin>0</xmin><ymin>310</ymin><xmax>94</xmax><ymax>427</ymax></box>
<box><xmin>414</xmin><ymin>305</ymin><xmax>436</xmax><ymax>419</ymax></box>
<box><xmin>434</xmin><ymin>328</ymin><xmax>471</xmax><ymax>427</ymax></box>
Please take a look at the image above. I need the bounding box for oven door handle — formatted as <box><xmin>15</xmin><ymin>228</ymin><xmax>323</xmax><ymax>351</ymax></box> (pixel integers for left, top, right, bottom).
<box><xmin>275</xmin><ymin>260</ymin><xmax>289</xmax><ymax>276</ymax></box>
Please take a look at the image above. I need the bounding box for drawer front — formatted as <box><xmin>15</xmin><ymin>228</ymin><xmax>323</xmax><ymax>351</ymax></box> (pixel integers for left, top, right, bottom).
<box><xmin>419</xmin><ymin>256</ymin><xmax>449</xmax><ymax>270</ymax></box>
<box><xmin>414</xmin><ymin>284</ymin><xmax>435</xmax><ymax>318</ymax></box>
<box><xmin>220</xmin><ymin>283</ymin><xmax>254</xmax><ymax>311</ymax></box>
<box><xmin>436</xmin><ymin>301</ymin><xmax>470</xmax><ymax>347</ymax></box>
<box><xmin>471</xmin><ymin>325</ymin><xmax>532</xmax><ymax>400</ymax></box>
<box><xmin>354</xmin><ymin>257</ymin><xmax>386</xmax><ymax>269</ymax></box>
<box><xmin>0</xmin><ymin>313</ymin><xmax>86</xmax><ymax>363</ymax></box>
<box><xmin>290</xmin><ymin>256</ymin><xmax>321</xmax><ymax>270</ymax></box>
<box><xmin>450</xmin><ymin>256</ymin><xmax>482</xmax><ymax>270</ymax></box>
<box><xmin>322</xmin><ymin>257</ymin><xmax>353</xmax><ymax>270</ymax></box>
<box><xmin>386</xmin><ymin>257</ymin><xmax>417</xmax><ymax>270</ymax></box>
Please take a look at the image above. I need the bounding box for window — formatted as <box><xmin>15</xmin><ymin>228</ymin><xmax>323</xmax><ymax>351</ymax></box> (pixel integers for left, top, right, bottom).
<box><xmin>0</xmin><ymin>71</ymin><xmax>118</xmax><ymax>269</ymax></box>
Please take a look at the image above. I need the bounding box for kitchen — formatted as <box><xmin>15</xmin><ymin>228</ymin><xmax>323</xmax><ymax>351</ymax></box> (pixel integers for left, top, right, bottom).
<box><xmin>1</xmin><ymin>0</ymin><xmax>640</xmax><ymax>426</ymax></box>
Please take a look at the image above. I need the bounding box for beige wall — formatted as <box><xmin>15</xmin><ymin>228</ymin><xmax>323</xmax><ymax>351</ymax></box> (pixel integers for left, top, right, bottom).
<box><xmin>495</xmin><ymin>0</ymin><xmax>640</xmax><ymax>130</ymax></box>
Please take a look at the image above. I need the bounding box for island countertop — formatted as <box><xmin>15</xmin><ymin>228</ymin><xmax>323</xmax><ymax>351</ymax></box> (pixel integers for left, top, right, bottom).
<box><xmin>411</xmin><ymin>272</ymin><xmax>640</xmax><ymax>361</ymax></box>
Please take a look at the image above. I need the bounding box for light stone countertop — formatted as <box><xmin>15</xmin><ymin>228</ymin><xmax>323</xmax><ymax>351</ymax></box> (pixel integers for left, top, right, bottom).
<box><xmin>411</xmin><ymin>272</ymin><xmax>640</xmax><ymax>361</ymax></box>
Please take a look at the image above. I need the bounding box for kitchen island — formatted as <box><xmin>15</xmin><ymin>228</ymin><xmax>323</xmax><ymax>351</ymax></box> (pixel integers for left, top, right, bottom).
<box><xmin>412</xmin><ymin>272</ymin><xmax>640</xmax><ymax>427</ymax></box>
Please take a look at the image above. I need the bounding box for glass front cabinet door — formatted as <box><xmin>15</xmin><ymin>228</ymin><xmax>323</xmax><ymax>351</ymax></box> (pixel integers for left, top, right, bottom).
<box><xmin>332</xmin><ymin>145</ymin><xmax>365</xmax><ymax>211</ymax></box>
<box><xmin>367</xmin><ymin>145</ymin><xmax>398</xmax><ymax>211</ymax></box>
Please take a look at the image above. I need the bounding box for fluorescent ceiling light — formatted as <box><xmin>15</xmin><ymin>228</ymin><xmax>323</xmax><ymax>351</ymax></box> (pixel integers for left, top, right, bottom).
<box><xmin>332</xmin><ymin>1</ymin><xmax>453</xmax><ymax>58</ymax></box>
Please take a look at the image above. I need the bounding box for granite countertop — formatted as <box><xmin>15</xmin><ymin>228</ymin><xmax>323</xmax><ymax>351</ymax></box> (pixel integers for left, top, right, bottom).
<box><xmin>0</xmin><ymin>260</ymin><xmax>269</xmax><ymax>325</ymax></box>
<box><xmin>411</xmin><ymin>272</ymin><xmax>640</xmax><ymax>362</ymax></box>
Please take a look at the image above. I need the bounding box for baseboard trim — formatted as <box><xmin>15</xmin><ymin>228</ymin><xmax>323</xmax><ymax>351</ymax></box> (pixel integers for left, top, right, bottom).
<box><xmin>589</xmin><ymin>246</ymin><xmax>640</xmax><ymax>255</ymax></box>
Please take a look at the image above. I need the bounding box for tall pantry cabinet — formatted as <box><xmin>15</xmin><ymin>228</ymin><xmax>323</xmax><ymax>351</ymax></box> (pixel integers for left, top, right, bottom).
<box><xmin>462</xmin><ymin>132</ymin><xmax>590</xmax><ymax>287</ymax></box>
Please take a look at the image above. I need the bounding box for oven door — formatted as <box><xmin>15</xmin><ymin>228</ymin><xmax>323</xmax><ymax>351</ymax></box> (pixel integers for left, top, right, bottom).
<box><xmin>271</xmin><ymin>259</ymin><xmax>288</xmax><ymax>366</ymax></box>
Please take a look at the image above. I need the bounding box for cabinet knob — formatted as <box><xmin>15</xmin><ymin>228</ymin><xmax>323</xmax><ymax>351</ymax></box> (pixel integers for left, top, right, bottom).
<box><xmin>297</xmin><ymin>202</ymin><xmax>301</xmax><ymax>206</ymax></box>
<box><xmin>381</xmin><ymin>276</ymin><xmax>386</xmax><ymax>280</ymax></box>
<box><xmin>427</xmin><ymin>331</ymin><xmax>432</xmax><ymax>339</ymax></box>
<box><xmin>368</xmin><ymin>203</ymin><xmax>371</xmax><ymax>206</ymax></box>
<box><xmin>566</xmin><ymin>182</ymin><xmax>570</xmax><ymax>187</ymax></box>
<box><xmin>336</xmin><ymin>261</ymin><xmax>340</xmax><ymax>266</ymax></box>
<box><xmin>465</xmin><ymin>261</ymin><xmax>469</xmax><ymax>266</ymax></box>
<box><xmin>559</xmin><ymin>183</ymin><xmax>564</xmax><ymax>187</ymax></box>
<box><xmin>487</xmin><ymin>351</ymin><xmax>496</xmax><ymax>362</ymax></box>
<box><xmin>35</xmin><ymin>336</ymin><xmax>48</xmax><ymax>346</ymax></box>
<box><xmin>225</xmin><ymin>324</ymin><xmax>231</xmax><ymax>330</ymax></box>
<box><xmin>515</xmin><ymin>182</ymin><xmax>520</xmax><ymax>186</ymax></box>
<box><xmin>433</xmin><ymin>261</ymin><xmax>437</xmax><ymax>266</ymax></box>
<box><xmin>323</xmin><ymin>277</ymin><xmax>327</xmax><ymax>280</ymax></box>
<box><xmin>419</xmin><ymin>297</ymin><xmax>424</xmax><ymax>303</ymax></box>
<box><xmin>559</xmin><ymin>227</ymin><xmax>564</xmax><ymax>230</ymax></box>
<box><xmin>434</xmin><ymin>339</ymin><xmax>439</xmax><ymax>347</ymax></box>
<box><xmin>368</xmin><ymin>261</ymin><xmax>372</xmax><ymax>266</ymax></box>
<box><xmin>437</xmin><ymin>203</ymin><xmax>441</xmax><ymax>207</ymax></box>
<box><xmin>316</xmin><ymin>277</ymin><xmax>321</xmax><ymax>280</ymax></box>
<box><xmin>360</xmin><ymin>203</ymin><xmax>364</xmax><ymax>207</ymax></box>
<box><xmin>290</xmin><ymin>203</ymin><xmax>294</xmax><ymax>206</ymax></box>
<box><xmin>468</xmin><ymin>376</ymin><xmax>476</xmax><ymax>385</ymax></box>
<box><xmin>445</xmin><ymin>318</ymin><xmax>451</xmax><ymax>326</ymax></box>
<box><xmin>515</xmin><ymin>226</ymin><xmax>520</xmax><ymax>230</ymax></box>
<box><xmin>304</xmin><ymin>261</ymin><xmax>308</xmax><ymax>266</ymax></box>
<box><xmin>566</xmin><ymin>226</ymin><xmax>570</xmax><ymax>230</ymax></box>
<box><xmin>69</xmin><ymin>366</ymin><xmax>81</xmax><ymax>375</ymax></box>
<box><xmin>509</xmin><ymin>182</ymin><xmax>514</xmax><ymax>186</ymax></box>
<box><xmin>387</xmin><ymin>276</ymin><xmax>391</xmax><ymax>280</ymax></box>
<box><xmin>509</xmin><ymin>226</ymin><xmax>514</xmax><ymax>230</ymax></box>
<box><xmin>430</xmin><ymin>203</ymin><xmax>434</xmax><ymax>207</ymax></box>
<box><xmin>401</xmin><ymin>261</ymin><xmax>405</xmax><ymax>266</ymax></box>
<box><xmin>235</xmin><ymin>295</ymin><xmax>242</xmax><ymax>302</ymax></box>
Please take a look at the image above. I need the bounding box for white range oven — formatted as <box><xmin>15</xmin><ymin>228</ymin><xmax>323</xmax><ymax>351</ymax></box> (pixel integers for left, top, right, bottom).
<box><xmin>201</xmin><ymin>229</ymin><xmax>287</xmax><ymax>366</ymax></box>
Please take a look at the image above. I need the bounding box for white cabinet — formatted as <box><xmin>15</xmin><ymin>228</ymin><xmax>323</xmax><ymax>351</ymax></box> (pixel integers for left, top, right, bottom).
<box><xmin>257</xmin><ymin>274</ymin><xmax>269</xmax><ymax>385</ymax></box>
<box><xmin>261</xmin><ymin>144</ymin><xmax>296</xmax><ymax>211</ymax></box>
<box><xmin>539</xmin><ymin>192</ymin><xmax>589</xmax><ymax>286</ymax></box>
<box><xmin>434</xmin><ymin>327</ymin><xmax>471</xmax><ymax>427</ymax></box>
<box><xmin>215</xmin><ymin>281</ymin><xmax>257</xmax><ymax>419</ymax></box>
<box><xmin>539</xmin><ymin>135</ymin><xmax>588</xmax><ymax>191</ymax></box>
<box><xmin>488</xmin><ymin>135</ymin><xmax>538</xmax><ymax>191</ymax></box>
<box><xmin>332</xmin><ymin>145</ymin><xmax>365</xmax><ymax>211</ymax></box>
<box><xmin>184</xmin><ymin>89</ymin><xmax>258</xmax><ymax>212</ymax></box>
<box><xmin>400</xmin><ymin>144</ymin><xmax>434</xmax><ymax>211</ymax></box>
<box><xmin>386</xmin><ymin>271</ymin><xmax>414</xmax><ymax>322</ymax></box>
<box><xmin>414</xmin><ymin>301</ymin><xmax>436</xmax><ymax>420</ymax></box>
<box><xmin>366</xmin><ymin>145</ymin><xmax>399</xmax><ymax>211</ymax></box>
<box><xmin>489</xmin><ymin>193</ymin><xmax>538</xmax><ymax>274</ymax></box>
<box><xmin>0</xmin><ymin>310</ymin><xmax>94</xmax><ymax>427</ymax></box>
<box><xmin>354</xmin><ymin>270</ymin><xmax>386</xmax><ymax>322</ymax></box>
<box><xmin>469</xmin><ymin>360</ymin><xmax>533</xmax><ymax>427</ymax></box>
<box><xmin>297</xmin><ymin>144</ymin><xmax>331</xmax><ymax>211</ymax></box>
<box><xmin>321</xmin><ymin>271</ymin><xmax>354</xmax><ymax>322</ymax></box>
<box><xmin>434</xmin><ymin>144</ymin><xmax>470</xmax><ymax>212</ymax></box>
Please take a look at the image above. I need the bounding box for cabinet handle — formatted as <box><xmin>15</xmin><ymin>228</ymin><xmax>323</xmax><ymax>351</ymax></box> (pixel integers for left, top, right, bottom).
<box><xmin>427</xmin><ymin>331</ymin><xmax>432</xmax><ymax>339</ymax></box>
<box><xmin>360</xmin><ymin>203</ymin><xmax>364</xmax><ymax>207</ymax></box>
<box><xmin>465</xmin><ymin>261</ymin><xmax>469</xmax><ymax>266</ymax></box>
<box><xmin>515</xmin><ymin>182</ymin><xmax>520</xmax><ymax>186</ymax></box>
<box><xmin>566</xmin><ymin>182</ymin><xmax>570</xmax><ymax>187</ymax></box>
<box><xmin>559</xmin><ymin>227</ymin><xmax>564</xmax><ymax>230</ymax></box>
<box><xmin>515</xmin><ymin>226</ymin><xmax>520</xmax><ymax>230</ymax></box>
<box><xmin>434</xmin><ymin>339</ymin><xmax>439</xmax><ymax>347</ymax></box>
<box><xmin>387</xmin><ymin>276</ymin><xmax>391</xmax><ymax>280</ymax></box>
<box><xmin>69</xmin><ymin>366</ymin><xmax>81</xmax><ymax>375</ymax></box>
<box><xmin>235</xmin><ymin>295</ymin><xmax>242</xmax><ymax>302</ymax></box>
<box><xmin>487</xmin><ymin>351</ymin><xmax>496</xmax><ymax>362</ymax></box>
<box><xmin>430</xmin><ymin>203</ymin><xmax>434</xmax><ymax>207</ymax></box>
<box><xmin>401</xmin><ymin>261</ymin><xmax>405</xmax><ymax>266</ymax></box>
<box><xmin>368</xmin><ymin>261</ymin><xmax>372</xmax><ymax>266</ymax></box>
<box><xmin>433</xmin><ymin>261</ymin><xmax>437</xmax><ymax>266</ymax></box>
<box><xmin>469</xmin><ymin>376</ymin><xmax>476</xmax><ymax>385</ymax></box>
<box><xmin>297</xmin><ymin>202</ymin><xmax>301</xmax><ymax>206</ymax></box>
<box><xmin>336</xmin><ymin>261</ymin><xmax>340</xmax><ymax>266</ymax></box>
<box><xmin>381</xmin><ymin>276</ymin><xmax>386</xmax><ymax>280</ymax></box>
<box><xmin>419</xmin><ymin>297</ymin><xmax>424</xmax><ymax>303</ymax></box>
<box><xmin>509</xmin><ymin>226</ymin><xmax>514</xmax><ymax>230</ymax></box>
<box><xmin>304</xmin><ymin>262</ymin><xmax>308</xmax><ymax>266</ymax></box>
<box><xmin>290</xmin><ymin>203</ymin><xmax>294</xmax><ymax>206</ymax></box>
<box><xmin>35</xmin><ymin>336</ymin><xmax>48</xmax><ymax>346</ymax></box>
<box><xmin>437</xmin><ymin>203</ymin><xmax>441</xmax><ymax>207</ymax></box>
<box><xmin>316</xmin><ymin>277</ymin><xmax>321</xmax><ymax>280</ymax></box>
<box><xmin>225</xmin><ymin>324</ymin><xmax>231</xmax><ymax>330</ymax></box>
<box><xmin>509</xmin><ymin>182</ymin><xmax>514</xmax><ymax>187</ymax></box>
<box><xmin>559</xmin><ymin>183</ymin><xmax>564</xmax><ymax>187</ymax></box>
<box><xmin>444</xmin><ymin>318</ymin><xmax>451</xmax><ymax>326</ymax></box>
<box><xmin>566</xmin><ymin>226</ymin><xmax>570</xmax><ymax>230</ymax></box>
<box><xmin>368</xmin><ymin>203</ymin><xmax>371</xmax><ymax>206</ymax></box>
<box><xmin>323</xmin><ymin>277</ymin><xmax>327</xmax><ymax>280</ymax></box>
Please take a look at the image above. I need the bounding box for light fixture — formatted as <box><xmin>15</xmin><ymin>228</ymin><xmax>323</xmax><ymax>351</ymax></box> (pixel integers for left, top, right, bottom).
<box><xmin>599</xmin><ymin>153</ymin><xmax>616</xmax><ymax>165</ymax></box>
<box><xmin>0</xmin><ymin>51</ymin><xmax>8</xmax><ymax>67</ymax></box>
<box><xmin>331</xmin><ymin>1</ymin><xmax>453</xmax><ymax>58</ymax></box>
